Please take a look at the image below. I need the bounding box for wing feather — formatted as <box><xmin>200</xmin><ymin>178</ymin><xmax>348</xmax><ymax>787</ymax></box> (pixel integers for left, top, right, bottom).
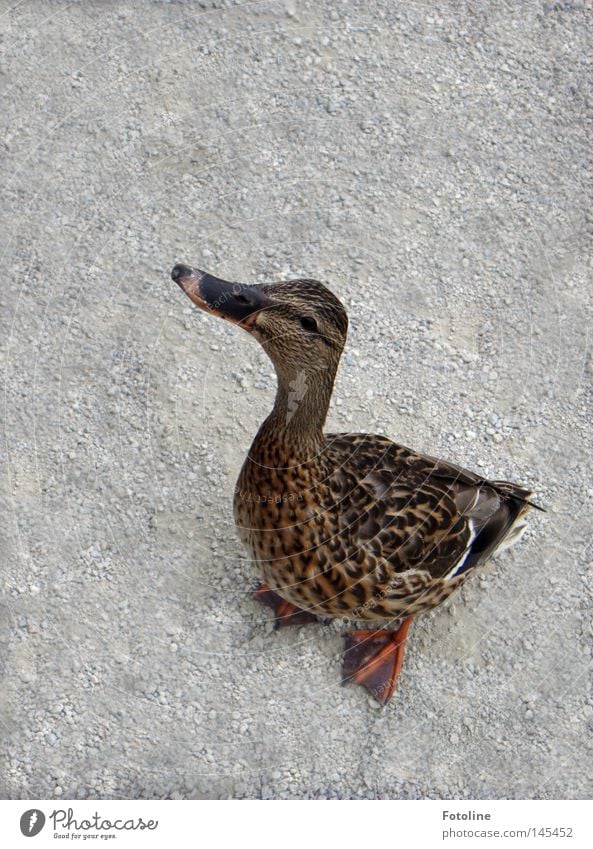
<box><xmin>325</xmin><ymin>433</ymin><xmax>535</xmax><ymax>583</ymax></box>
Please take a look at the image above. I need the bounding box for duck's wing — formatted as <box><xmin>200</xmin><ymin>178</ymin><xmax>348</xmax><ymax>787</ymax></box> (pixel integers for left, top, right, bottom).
<box><xmin>324</xmin><ymin>433</ymin><xmax>539</xmax><ymax>582</ymax></box>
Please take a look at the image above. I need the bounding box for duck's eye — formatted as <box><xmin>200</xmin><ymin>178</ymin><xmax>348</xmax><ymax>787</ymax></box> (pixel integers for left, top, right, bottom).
<box><xmin>300</xmin><ymin>316</ymin><xmax>318</xmax><ymax>333</ymax></box>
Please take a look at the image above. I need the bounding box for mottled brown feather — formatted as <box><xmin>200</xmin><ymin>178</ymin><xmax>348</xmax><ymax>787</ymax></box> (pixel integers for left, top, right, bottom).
<box><xmin>235</xmin><ymin>430</ymin><xmax>536</xmax><ymax>622</ymax></box>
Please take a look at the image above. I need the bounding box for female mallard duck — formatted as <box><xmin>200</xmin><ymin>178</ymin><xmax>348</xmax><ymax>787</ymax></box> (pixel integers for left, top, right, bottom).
<box><xmin>171</xmin><ymin>263</ymin><xmax>543</xmax><ymax>705</ymax></box>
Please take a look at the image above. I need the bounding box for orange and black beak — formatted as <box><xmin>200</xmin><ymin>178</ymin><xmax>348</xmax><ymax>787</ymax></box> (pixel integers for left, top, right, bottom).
<box><xmin>171</xmin><ymin>264</ymin><xmax>271</xmax><ymax>331</ymax></box>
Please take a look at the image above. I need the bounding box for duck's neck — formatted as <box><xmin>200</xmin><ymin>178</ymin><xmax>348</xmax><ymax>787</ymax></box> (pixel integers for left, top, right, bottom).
<box><xmin>258</xmin><ymin>363</ymin><xmax>337</xmax><ymax>456</ymax></box>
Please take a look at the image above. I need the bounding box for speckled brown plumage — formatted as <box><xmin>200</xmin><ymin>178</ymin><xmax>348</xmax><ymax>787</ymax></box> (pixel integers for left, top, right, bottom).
<box><xmin>234</xmin><ymin>429</ymin><xmax>534</xmax><ymax>622</ymax></box>
<box><xmin>171</xmin><ymin>263</ymin><xmax>543</xmax><ymax>704</ymax></box>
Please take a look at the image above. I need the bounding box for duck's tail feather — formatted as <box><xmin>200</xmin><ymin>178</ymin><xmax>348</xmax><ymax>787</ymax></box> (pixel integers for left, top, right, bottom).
<box><xmin>489</xmin><ymin>480</ymin><xmax>546</xmax><ymax>513</ymax></box>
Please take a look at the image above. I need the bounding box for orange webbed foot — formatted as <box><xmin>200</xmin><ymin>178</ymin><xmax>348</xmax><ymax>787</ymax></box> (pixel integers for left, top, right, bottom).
<box><xmin>253</xmin><ymin>583</ymin><xmax>320</xmax><ymax>629</ymax></box>
<box><xmin>342</xmin><ymin>616</ymin><xmax>414</xmax><ymax>705</ymax></box>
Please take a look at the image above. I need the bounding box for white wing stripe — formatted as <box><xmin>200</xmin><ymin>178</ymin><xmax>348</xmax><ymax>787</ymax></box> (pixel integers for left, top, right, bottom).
<box><xmin>443</xmin><ymin>519</ymin><xmax>476</xmax><ymax>581</ymax></box>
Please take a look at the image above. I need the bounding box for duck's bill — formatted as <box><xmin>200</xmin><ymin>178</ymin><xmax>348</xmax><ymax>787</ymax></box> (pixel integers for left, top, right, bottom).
<box><xmin>171</xmin><ymin>264</ymin><xmax>271</xmax><ymax>330</ymax></box>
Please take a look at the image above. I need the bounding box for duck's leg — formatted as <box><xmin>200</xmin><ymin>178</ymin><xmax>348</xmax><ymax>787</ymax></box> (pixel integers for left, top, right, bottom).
<box><xmin>253</xmin><ymin>583</ymin><xmax>320</xmax><ymax>629</ymax></box>
<box><xmin>342</xmin><ymin>617</ymin><xmax>414</xmax><ymax>705</ymax></box>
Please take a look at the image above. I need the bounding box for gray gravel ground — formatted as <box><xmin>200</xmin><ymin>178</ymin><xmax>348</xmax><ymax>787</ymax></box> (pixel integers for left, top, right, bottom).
<box><xmin>1</xmin><ymin>0</ymin><xmax>592</xmax><ymax>800</ymax></box>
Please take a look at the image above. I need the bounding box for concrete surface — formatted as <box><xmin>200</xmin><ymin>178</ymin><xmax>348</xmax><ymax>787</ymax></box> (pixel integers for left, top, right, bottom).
<box><xmin>1</xmin><ymin>0</ymin><xmax>592</xmax><ymax>799</ymax></box>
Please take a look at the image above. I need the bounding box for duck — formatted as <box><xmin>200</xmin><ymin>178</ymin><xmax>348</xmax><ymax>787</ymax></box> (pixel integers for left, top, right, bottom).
<box><xmin>171</xmin><ymin>263</ymin><xmax>543</xmax><ymax>705</ymax></box>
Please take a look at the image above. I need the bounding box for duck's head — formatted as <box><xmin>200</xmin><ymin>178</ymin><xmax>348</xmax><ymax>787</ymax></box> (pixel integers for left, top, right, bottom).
<box><xmin>171</xmin><ymin>264</ymin><xmax>348</xmax><ymax>381</ymax></box>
